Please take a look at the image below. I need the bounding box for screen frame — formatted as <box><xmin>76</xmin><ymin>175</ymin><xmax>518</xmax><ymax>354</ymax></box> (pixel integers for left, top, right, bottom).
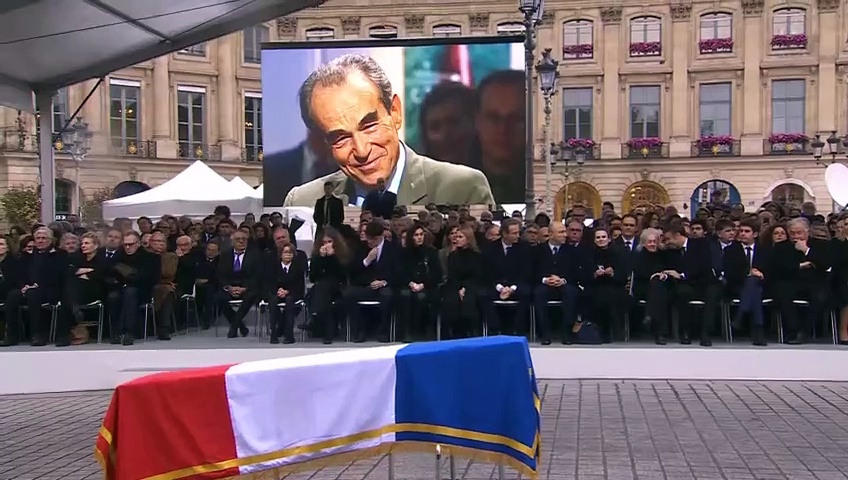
<box><xmin>261</xmin><ymin>34</ymin><xmax>525</xmax><ymax>52</ymax></box>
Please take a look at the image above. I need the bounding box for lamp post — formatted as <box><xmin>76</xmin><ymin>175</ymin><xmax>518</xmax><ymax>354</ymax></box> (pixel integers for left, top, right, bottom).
<box><xmin>535</xmin><ymin>48</ymin><xmax>559</xmax><ymax>215</ymax></box>
<box><xmin>810</xmin><ymin>130</ymin><xmax>848</xmax><ymax>165</ymax></box>
<box><xmin>519</xmin><ymin>0</ymin><xmax>544</xmax><ymax>218</ymax></box>
<box><xmin>550</xmin><ymin>140</ymin><xmax>588</xmax><ymax>218</ymax></box>
<box><xmin>54</xmin><ymin>118</ymin><xmax>93</xmax><ymax>217</ymax></box>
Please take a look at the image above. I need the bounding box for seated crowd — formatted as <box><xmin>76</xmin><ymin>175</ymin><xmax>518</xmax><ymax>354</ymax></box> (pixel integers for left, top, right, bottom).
<box><xmin>0</xmin><ymin>199</ymin><xmax>846</xmax><ymax>348</ymax></box>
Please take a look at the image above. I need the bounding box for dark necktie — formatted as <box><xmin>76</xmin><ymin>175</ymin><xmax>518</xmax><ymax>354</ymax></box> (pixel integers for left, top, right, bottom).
<box><xmin>681</xmin><ymin>246</ymin><xmax>686</xmax><ymax>255</ymax></box>
<box><xmin>106</xmin><ymin>251</ymin><xmax>113</xmax><ymax>259</ymax></box>
<box><xmin>745</xmin><ymin>246</ymin><xmax>753</xmax><ymax>269</ymax></box>
<box><xmin>552</xmin><ymin>246</ymin><xmax>559</xmax><ymax>256</ymax></box>
<box><xmin>625</xmin><ymin>240</ymin><xmax>632</xmax><ymax>250</ymax></box>
<box><xmin>234</xmin><ymin>254</ymin><xmax>242</xmax><ymax>272</ymax></box>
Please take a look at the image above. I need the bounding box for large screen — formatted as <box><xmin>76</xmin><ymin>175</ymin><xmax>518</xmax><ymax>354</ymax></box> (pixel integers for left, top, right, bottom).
<box><xmin>261</xmin><ymin>37</ymin><xmax>526</xmax><ymax>209</ymax></box>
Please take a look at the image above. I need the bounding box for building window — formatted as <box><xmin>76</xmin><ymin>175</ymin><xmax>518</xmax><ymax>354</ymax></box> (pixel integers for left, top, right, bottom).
<box><xmin>109</xmin><ymin>79</ymin><xmax>140</xmax><ymax>152</ymax></box>
<box><xmin>496</xmin><ymin>22</ymin><xmax>525</xmax><ymax>35</ymax></box>
<box><xmin>432</xmin><ymin>24</ymin><xmax>462</xmax><ymax>37</ymax></box>
<box><xmin>699</xmin><ymin>13</ymin><xmax>733</xmax><ymax>54</ymax></box>
<box><xmin>52</xmin><ymin>88</ymin><xmax>69</xmax><ymax>134</ymax></box>
<box><xmin>772</xmin><ymin>9</ymin><xmax>807</xmax><ymax>50</ymax></box>
<box><xmin>179</xmin><ymin>43</ymin><xmax>206</xmax><ymax>56</ymax></box>
<box><xmin>771</xmin><ymin>79</ymin><xmax>805</xmax><ymax>134</ymax></box>
<box><xmin>563</xmin><ymin>88</ymin><xmax>593</xmax><ymax>141</ymax></box>
<box><xmin>55</xmin><ymin>179</ymin><xmax>73</xmax><ymax>216</ymax></box>
<box><xmin>630</xmin><ymin>16</ymin><xmax>662</xmax><ymax>57</ymax></box>
<box><xmin>369</xmin><ymin>25</ymin><xmax>398</xmax><ymax>39</ymax></box>
<box><xmin>562</xmin><ymin>20</ymin><xmax>594</xmax><ymax>59</ymax></box>
<box><xmin>244</xmin><ymin>94</ymin><xmax>262</xmax><ymax>161</ymax></box>
<box><xmin>177</xmin><ymin>87</ymin><xmax>206</xmax><ymax>159</ymax></box>
<box><xmin>699</xmin><ymin>83</ymin><xmax>732</xmax><ymax>137</ymax></box>
<box><xmin>243</xmin><ymin>25</ymin><xmax>269</xmax><ymax>64</ymax></box>
<box><xmin>629</xmin><ymin>85</ymin><xmax>661</xmax><ymax>138</ymax></box>
<box><xmin>305</xmin><ymin>27</ymin><xmax>335</xmax><ymax>41</ymax></box>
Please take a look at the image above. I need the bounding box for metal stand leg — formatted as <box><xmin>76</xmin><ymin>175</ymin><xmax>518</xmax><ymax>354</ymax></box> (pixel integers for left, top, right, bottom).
<box><xmin>497</xmin><ymin>464</ymin><xmax>505</xmax><ymax>480</ymax></box>
<box><xmin>435</xmin><ymin>450</ymin><xmax>441</xmax><ymax>480</ymax></box>
<box><xmin>388</xmin><ymin>453</ymin><xmax>395</xmax><ymax>480</ymax></box>
<box><xmin>449</xmin><ymin>455</ymin><xmax>456</xmax><ymax>480</ymax></box>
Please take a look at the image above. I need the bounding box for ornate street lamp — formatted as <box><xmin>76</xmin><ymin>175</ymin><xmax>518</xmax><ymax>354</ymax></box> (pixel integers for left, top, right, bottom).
<box><xmin>519</xmin><ymin>0</ymin><xmax>544</xmax><ymax>218</ymax></box>
<box><xmin>536</xmin><ymin>48</ymin><xmax>559</xmax><ymax>214</ymax></box>
<box><xmin>812</xmin><ymin>130</ymin><xmax>848</xmax><ymax>165</ymax></box>
<box><xmin>54</xmin><ymin>118</ymin><xmax>92</xmax><ymax>217</ymax></box>
<box><xmin>550</xmin><ymin>140</ymin><xmax>588</xmax><ymax>219</ymax></box>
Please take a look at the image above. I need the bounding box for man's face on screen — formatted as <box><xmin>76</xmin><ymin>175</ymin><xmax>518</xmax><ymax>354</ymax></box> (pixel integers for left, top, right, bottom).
<box><xmin>309</xmin><ymin>71</ymin><xmax>402</xmax><ymax>188</ymax></box>
<box><xmin>476</xmin><ymin>81</ymin><xmax>525</xmax><ymax>173</ymax></box>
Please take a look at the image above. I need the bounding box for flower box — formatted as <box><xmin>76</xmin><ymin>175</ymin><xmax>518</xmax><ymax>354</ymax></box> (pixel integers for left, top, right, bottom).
<box><xmin>695</xmin><ymin>135</ymin><xmax>736</xmax><ymax>156</ymax></box>
<box><xmin>699</xmin><ymin>38</ymin><xmax>733</xmax><ymax>54</ymax></box>
<box><xmin>771</xmin><ymin>34</ymin><xmax>807</xmax><ymax>50</ymax></box>
<box><xmin>563</xmin><ymin>43</ymin><xmax>594</xmax><ymax>58</ymax></box>
<box><xmin>624</xmin><ymin>137</ymin><xmax>665</xmax><ymax>158</ymax></box>
<box><xmin>565</xmin><ymin>138</ymin><xmax>596</xmax><ymax>149</ymax></box>
<box><xmin>629</xmin><ymin>41</ymin><xmax>661</xmax><ymax>56</ymax></box>
<box><xmin>767</xmin><ymin>133</ymin><xmax>808</xmax><ymax>154</ymax></box>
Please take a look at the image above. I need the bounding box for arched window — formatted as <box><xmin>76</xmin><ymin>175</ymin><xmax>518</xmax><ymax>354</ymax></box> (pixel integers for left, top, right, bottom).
<box><xmin>368</xmin><ymin>25</ymin><xmax>398</xmax><ymax>39</ymax></box>
<box><xmin>772</xmin><ymin>8</ymin><xmax>807</xmax><ymax>50</ymax></box>
<box><xmin>304</xmin><ymin>27</ymin><xmax>335</xmax><ymax>41</ymax></box>
<box><xmin>699</xmin><ymin>13</ymin><xmax>733</xmax><ymax>54</ymax></box>
<box><xmin>771</xmin><ymin>183</ymin><xmax>806</xmax><ymax>208</ymax></box>
<box><xmin>432</xmin><ymin>24</ymin><xmax>462</xmax><ymax>37</ymax></box>
<box><xmin>629</xmin><ymin>16</ymin><xmax>662</xmax><ymax>57</ymax></box>
<box><xmin>496</xmin><ymin>22</ymin><xmax>525</xmax><ymax>35</ymax></box>
<box><xmin>562</xmin><ymin>20</ymin><xmax>594</xmax><ymax>59</ymax></box>
<box><xmin>55</xmin><ymin>179</ymin><xmax>74</xmax><ymax>216</ymax></box>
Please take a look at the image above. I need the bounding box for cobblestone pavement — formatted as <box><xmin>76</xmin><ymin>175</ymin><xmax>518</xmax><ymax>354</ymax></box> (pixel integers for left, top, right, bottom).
<box><xmin>2</xmin><ymin>380</ymin><xmax>848</xmax><ymax>480</ymax></box>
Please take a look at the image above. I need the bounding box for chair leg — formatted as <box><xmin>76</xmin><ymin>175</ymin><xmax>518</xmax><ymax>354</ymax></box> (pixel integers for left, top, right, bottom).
<box><xmin>142</xmin><ymin>306</ymin><xmax>149</xmax><ymax>342</ymax></box>
<box><xmin>97</xmin><ymin>305</ymin><xmax>104</xmax><ymax>344</ymax></box>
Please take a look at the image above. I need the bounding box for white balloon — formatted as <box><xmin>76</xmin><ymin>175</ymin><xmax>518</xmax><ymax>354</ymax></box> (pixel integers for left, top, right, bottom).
<box><xmin>825</xmin><ymin>163</ymin><xmax>848</xmax><ymax>207</ymax></box>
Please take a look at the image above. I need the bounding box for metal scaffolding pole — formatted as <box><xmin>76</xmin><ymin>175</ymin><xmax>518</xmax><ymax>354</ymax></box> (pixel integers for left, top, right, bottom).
<box><xmin>36</xmin><ymin>91</ymin><xmax>56</xmax><ymax>224</ymax></box>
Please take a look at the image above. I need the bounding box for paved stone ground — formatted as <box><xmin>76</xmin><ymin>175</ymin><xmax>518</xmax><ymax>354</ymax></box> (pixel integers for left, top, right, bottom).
<box><xmin>2</xmin><ymin>380</ymin><xmax>848</xmax><ymax>480</ymax></box>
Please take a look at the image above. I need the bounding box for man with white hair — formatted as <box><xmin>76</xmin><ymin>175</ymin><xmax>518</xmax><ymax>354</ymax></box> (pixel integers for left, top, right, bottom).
<box><xmin>771</xmin><ymin>217</ymin><xmax>831</xmax><ymax>344</ymax></box>
<box><xmin>1</xmin><ymin>227</ymin><xmax>65</xmax><ymax>347</ymax></box>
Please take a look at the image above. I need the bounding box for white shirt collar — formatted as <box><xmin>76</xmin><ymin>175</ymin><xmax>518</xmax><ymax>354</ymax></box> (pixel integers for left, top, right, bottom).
<box><xmin>281</xmin><ymin>261</ymin><xmax>291</xmax><ymax>269</ymax></box>
<box><xmin>354</xmin><ymin>144</ymin><xmax>407</xmax><ymax>205</ymax></box>
<box><xmin>681</xmin><ymin>239</ymin><xmax>689</xmax><ymax>250</ymax></box>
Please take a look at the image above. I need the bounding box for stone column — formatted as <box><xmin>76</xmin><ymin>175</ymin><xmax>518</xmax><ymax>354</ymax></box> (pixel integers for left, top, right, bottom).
<box><xmin>152</xmin><ymin>54</ymin><xmax>176</xmax><ymax>158</ymax></box>
<box><xmin>217</xmin><ymin>34</ymin><xmax>240</xmax><ymax>161</ymax></box>
<box><xmin>669</xmin><ymin>4</ymin><xmax>692</xmax><ymax>157</ymax></box>
<box><xmin>740</xmin><ymin>0</ymin><xmax>765</xmax><ymax>156</ymax></box>
<box><xmin>600</xmin><ymin>7</ymin><xmax>622</xmax><ymax>159</ymax></box>
<box><xmin>816</xmin><ymin>0</ymin><xmax>839</xmax><ymax>133</ymax></box>
<box><xmin>81</xmin><ymin>79</ymin><xmax>106</xmax><ymax>154</ymax></box>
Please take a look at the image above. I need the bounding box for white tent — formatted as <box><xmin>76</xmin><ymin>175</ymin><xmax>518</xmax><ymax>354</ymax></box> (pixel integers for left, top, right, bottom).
<box><xmin>102</xmin><ymin>161</ymin><xmax>262</xmax><ymax>220</ymax></box>
<box><xmin>230</xmin><ymin>176</ymin><xmax>262</xmax><ymax>199</ymax></box>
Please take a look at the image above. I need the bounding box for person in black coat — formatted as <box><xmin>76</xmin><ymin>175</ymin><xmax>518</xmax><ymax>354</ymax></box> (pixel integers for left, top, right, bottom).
<box><xmin>723</xmin><ymin>218</ymin><xmax>770</xmax><ymax>346</ymax></box>
<box><xmin>532</xmin><ymin>221</ymin><xmax>581</xmax><ymax>345</ymax></box>
<box><xmin>216</xmin><ymin>230</ymin><xmax>261</xmax><ymax>338</ymax></box>
<box><xmin>631</xmin><ymin>228</ymin><xmax>671</xmax><ymax>344</ymax></box>
<box><xmin>361</xmin><ymin>178</ymin><xmax>397</xmax><ymax>220</ymax></box>
<box><xmin>480</xmin><ymin>218</ymin><xmax>531</xmax><ymax>335</ymax></box>
<box><xmin>398</xmin><ymin>225</ymin><xmax>442</xmax><ymax>341</ymax></box>
<box><xmin>264</xmin><ymin>243</ymin><xmax>306</xmax><ymax>344</ymax></box>
<box><xmin>661</xmin><ymin>221</ymin><xmax>718</xmax><ymax>346</ymax></box>
<box><xmin>442</xmin><ymin>228</ymin><xmax>484</xmax><ymax>338</ymax></box>
<box><xmin>831</xmin><ymin>218</ymin><xmax>848</xmax><ymax>344</ymax></box>
<box><xmin>343</xmin><ymin>220</ymin><xmax>397</xmax><ymax>342</ymax></box>
<box><xmin>61</xmin><ymin>232</ymin><xmax>107</xmax><ymax>345</ymax></box>
<box><xmin>0</xmin><ymin>237</ymin><xmax>18</xmax><ymax>345</ymax></box>
<box><xmin>108</xmin><ymin>230</ymin><xmax>160</xmax><ymax>346</ymax></box>
<box><xmin>587</xmin><ymin>229</ymin><xmax>628</xmax><ymax>343</ymax></box>
<box><xmin>2</xmin><ymin>227</ymin><xmax>64</xmax><ymax>347</ymax></box>
<box><xmin>313</xmin><ymin>181</ymin><xmax>345</xmax><ymax>234</ymax></box>
<box><xmin>193</xmin><ymin>241</ymin><xmax>220</xmax><ymax>329</ymax></box>
<box><xmin>771</xmin><ymin>217</ymin><xmax>831</xmax><ymax>344</ymax></box>
<box><xmin>309</xmin><ymin>227</ymin><xmax>350</xmax><ymax>344</ymax></box>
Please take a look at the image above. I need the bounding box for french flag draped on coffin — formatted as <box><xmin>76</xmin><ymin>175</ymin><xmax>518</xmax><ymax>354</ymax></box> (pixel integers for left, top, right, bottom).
<box><xmin>95</xmin><ymin>336</ymin><xmax>541</xmax><ymax>480</ymax></box>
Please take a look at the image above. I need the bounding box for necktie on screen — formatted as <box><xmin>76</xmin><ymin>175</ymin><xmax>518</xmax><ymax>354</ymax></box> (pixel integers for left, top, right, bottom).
<box><xmin>234</xmin><ymin>254</ymin><xmax>242</xmax><ymax>272</ymax></box>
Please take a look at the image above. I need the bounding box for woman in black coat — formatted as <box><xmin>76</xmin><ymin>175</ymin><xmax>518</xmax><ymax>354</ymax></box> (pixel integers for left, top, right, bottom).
<box><xmin>398</xmin><ymin>225</ymin><xmax>442</xmax><ymax>341</ymax></box>
<box><xmin>309</xmin><ymin>227</ymin><xmax>350</xmax><ymax>344</ymax></box>
<box><xmin>631</xmin><ymin>228</ymin><xmax>672</xmax><ymax>345</ymax></box>
<box><xmin>442</xmin><ymin>228</ymin><xmax>483</xmax><ymax>338</ymax></box>
<box><xmin>587</xmin><ymin>229</ymin><xmax>628</xmax><ymax>342</ymax></box>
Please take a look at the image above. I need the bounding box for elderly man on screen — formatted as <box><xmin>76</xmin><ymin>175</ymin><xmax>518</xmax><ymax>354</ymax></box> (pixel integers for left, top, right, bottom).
<box><xmin>283</xmin><ymin>54</ymin><xmax>496</xmax><ymax>208</ymax></box>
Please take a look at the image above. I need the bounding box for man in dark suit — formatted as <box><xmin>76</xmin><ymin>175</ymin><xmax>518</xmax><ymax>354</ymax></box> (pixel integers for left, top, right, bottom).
<box><xmin>723</xmin><ymin>218</ymin><xmax>769</xmax><ymax>346</ymax></box>
<box><xmin>194</xmin><ymin>241</ymin><xmax>220</xmax><ymax>329</ymax></box>
<box><xmin>262</xmin><ymin>133</ymin><xmax>339</xmax><ymax>207</ymax></box>
<box><xmin>216</xmin><ymin>230</ymin><xmax>261</xmax><ymax>338</ymax></box>
<box><xmin>771</xmin><ymin>217</ymin><xmax>831</xmax><ymax>344</ymax></box>
<box><xmin>108</xmin><ymin>230</ymin><xmax>159</xmax><ymax>346</ymax></box>
<box><xmin>662</xmin><ymin>222</ymin><xmax>719</xmax><ymax>346</ymax></box>
<box><xmin>532</xmin><ymin>221</ymin><xmax>581</xmax><ymax>345</ymax></box>
<box><xmin>362</xmin><ymin>178</ymin><xmax>397</xmax><ymax>220</ymax></box>
<box><xmin>480</xmin><ymin>218</ymin><xmax>532</xmax><ymax>335</ymax></box>
<box><xmin>264</xmin><ymin>245</ymin><xmax>306</xmax><ymax>344</ymax></box>
<box><xmin>612</xmin><ymin>213</ymin><xmax>640</xmax><ymax>253</ymax></box>
<box><xmin>344</xmin><ymin>220</ymin><xmax>397</xmax><ymax>342</ymax></box>
<box><xmin>313</xmin><ymin>180</ymin><xmax>344</xmax><ymax>233</ymax></box>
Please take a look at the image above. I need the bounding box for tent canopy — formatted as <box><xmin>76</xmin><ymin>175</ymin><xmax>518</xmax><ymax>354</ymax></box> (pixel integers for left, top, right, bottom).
<box><xmin>229</xmin><ymin>176</ymin><xmax>259</xmax><ymax>197</ymax></box>
<box><xmin>0</xmin><ymin>0</ymin><xmax>322</xmax><ymax>111</ymax></box>
<box><xmin>102</xmin><ymin>160</ymin><xmax>261</xmax><ymax>219</ymax></box>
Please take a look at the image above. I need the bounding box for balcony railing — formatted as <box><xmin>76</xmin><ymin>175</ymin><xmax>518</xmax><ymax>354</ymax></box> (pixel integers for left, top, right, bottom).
<box><xmin>0</xmin><ymin>131</ymin><xmax>38</xmax><ymax>152</ymax></box>
<box><xmin>241</xmin><ymin>148</ymin><xmax>263</xmax><ymax>162</ymax></box>
<box><xmin>692</xmin><ymin>138</ymin><xmax>740</xmax><ymax>157</ymax></box>
<box><xmin>562</xmin><ymin>43</ymin><xmax>593</xmax><ymax>59</ymax></box>
<box><xmin>698</xmin><ymin>38</ymin><xmax>733</xmax><ymax>54</ymax></box>
<box><xmin>179</xmin><ymin>143</ymin><xmax>222</xmax><ymax>161</ymax></box>
<box><xmin>771</xmin><ymin>34</ymin><xmax>807</xmax><ymax>50</ymax></box>
<box><xmin>111</xmin><ymin>140</ymin><xmax>157</xmax><ymax>158</ymax></box>
<box><xmin>765</xmin><ymin>135</ymin><xmax>809</xmax><ymax>155</ymax></box>
<box><xmin>622</xmin><ymin>141</ymin><xmax>668</xmax><ymax>159</ymax></box>
<box><xmin>629</xmin><ymin>41</ymin><xmax>661</xmax><ymax>57</ymax></box>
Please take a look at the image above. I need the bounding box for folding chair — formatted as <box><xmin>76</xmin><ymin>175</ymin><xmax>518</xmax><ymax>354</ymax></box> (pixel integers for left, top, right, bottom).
<box><xmin>357</xmin><ymin>300</ymin><xmax>395</xmax><ymax>342</ymax></box>
<box><xmin>49</xmin><ymin>300</ymin><xmax>106</xmax><ymax>343</ymax></box>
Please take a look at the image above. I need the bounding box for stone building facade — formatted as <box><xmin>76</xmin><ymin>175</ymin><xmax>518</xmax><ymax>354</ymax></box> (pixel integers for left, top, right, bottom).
<box><xmin>0</xmin><ymin>0</ymin><xmax>845</xmax><ymax>219</ymax></box>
